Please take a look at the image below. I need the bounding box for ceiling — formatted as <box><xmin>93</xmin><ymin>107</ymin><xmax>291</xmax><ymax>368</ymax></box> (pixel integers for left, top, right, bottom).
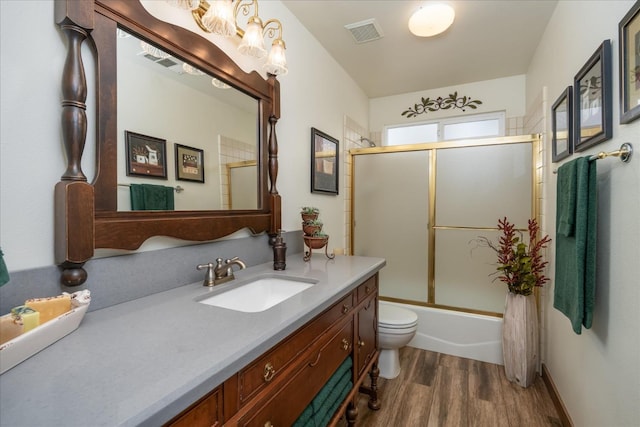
<box><xmin>281</xmin><ymin>1</ymin><xmax>558</xmax><ymax>98</ymax></box>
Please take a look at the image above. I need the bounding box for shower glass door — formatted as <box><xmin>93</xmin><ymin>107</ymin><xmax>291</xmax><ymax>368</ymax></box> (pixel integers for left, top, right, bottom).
<box><xmin>351</xmin><ymin>136</ymin><xmax>536</xmax><ymax>316</ymax></box>
<box><xmin>353</xmin><ymin>150</ymin><xmax>430</xmax><ymax>303</ymax></box>
<box><xmin>434</xmin><ymin>142</ymin><xmax>533</xmax><ymax>313</ymax></box>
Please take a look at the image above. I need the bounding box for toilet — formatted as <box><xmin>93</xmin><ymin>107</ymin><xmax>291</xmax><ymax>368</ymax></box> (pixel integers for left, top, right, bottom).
<box><xmin>378</xmin><ymin>302</ymin><xmax>418</xmax><ymax>379</ymax></box>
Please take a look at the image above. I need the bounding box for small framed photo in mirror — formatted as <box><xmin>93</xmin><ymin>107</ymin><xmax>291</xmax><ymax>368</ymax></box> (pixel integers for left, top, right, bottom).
<box><xmin>573</xmin><ymin>40</ymin><xmax>612</xmax><ymax>152</ymax></box>
<box><xmin>125</xmin><ymin>131</ymin><xmax>167</xmax><ymax>179</ymax></box>
<box><xmin>619</xmin><ymin>1</ymin><xmax>640</xmax><ymax>124</ymax></box>
<box><xmin>175</xmin><ymin>144</ymin><xmax>205</xmax><ymax>183</ymax></box>
<box><xmin>311</xmin><ymin>127</ymin><xmax>339</xmax><ymax>195</ymax></box>
<box><xmin>551</xmin><ymin>86</ymin><xmax>573</xmax><ymax>163</ymax></box>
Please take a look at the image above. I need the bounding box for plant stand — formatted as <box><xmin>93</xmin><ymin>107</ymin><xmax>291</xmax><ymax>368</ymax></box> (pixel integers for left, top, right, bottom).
<box><xmin>502</xmin><ymin>292</ymin><xmax>538</xmax><ymax>388</ymax></box>
<box><xmin>303</xmin><ymin>236</ymin><xmax>335</xmax><ymax>261</ymax></box>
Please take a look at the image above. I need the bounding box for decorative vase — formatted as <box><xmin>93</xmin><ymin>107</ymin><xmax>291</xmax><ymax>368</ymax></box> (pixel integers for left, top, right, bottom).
<box><xmin>502</xmin><ymin>292</ymin><xmax>538</xmax><ymax>388</ymax></box>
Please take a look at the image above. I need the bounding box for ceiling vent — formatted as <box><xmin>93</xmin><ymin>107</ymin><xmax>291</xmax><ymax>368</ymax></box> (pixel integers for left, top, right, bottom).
<box><xmin>345</xmin><ymin>18</ymin><xmax>384</xmax><ymax>44</ymax></box>
<box><xmin>140</xmin><ymin>52</ymin><xmax>183</xmax><ymax>74</ymax></box>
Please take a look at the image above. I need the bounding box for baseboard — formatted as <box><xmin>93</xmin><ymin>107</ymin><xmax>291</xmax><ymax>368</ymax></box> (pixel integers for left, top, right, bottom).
<box><xmin>541</xmin><ymin>364</ymin><xmax>573</xmax><ymax>427</ymax></box>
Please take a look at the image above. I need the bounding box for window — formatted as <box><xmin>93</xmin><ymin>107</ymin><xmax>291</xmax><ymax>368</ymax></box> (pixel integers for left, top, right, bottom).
<box><xmin>385</xmin><ymin>112</ymin><xmax>505</xmax><ymax>146</ymax></box>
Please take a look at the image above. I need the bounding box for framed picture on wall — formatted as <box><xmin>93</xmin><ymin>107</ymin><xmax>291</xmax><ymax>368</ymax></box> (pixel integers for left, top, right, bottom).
<box><xmin>310</xmin><ymin>127</ymin><xmax>339</xmax><ymax>195</ymax></box>
<box><xmin>619</xmin><ymin>1</ymin><xmax>640</xmax><ymax>124</ymax></box>
<box><xmin>551</xmin><ymin>86</ymin><xmax>573</xmax><ymax>162</ymax></box>
<box><xmin>573</xmin><ymin>40</ymin><xmax>613</xmax><ymax>152</ymax></box>
<box><xmin>125</xmin><ymin>131</ymin><xmax>167</xmax><ymax>179</ymax></box>
<box><xmin>175</xmin><ymin>144</ymin><xmax>205</xmax><ymax>183</ymax></box>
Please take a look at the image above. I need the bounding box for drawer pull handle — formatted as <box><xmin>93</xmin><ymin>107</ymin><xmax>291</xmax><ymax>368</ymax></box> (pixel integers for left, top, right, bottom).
<box><xmin>309</xmin><ymin>350</ymin><xmax>324</xmax><ymax>367</ymax></box>
<box><xmin>365</xmin><ymin>286</ymin><xmax>371</xmax><ymax>293</ymax></box>
<box><xmin>341</xmin><ymin>338</ymin><xmax>350</xmax><ymax>351</ymax></box>
<box><xmin>342</xmin><ymin>305</ymin><xmax>349</xmax><ymax>314</ymax></box>
<box><xmin>263</xmin><ymin>362</ymin><xmax>276</xmax><ymax>382</ymax></box>
<box><xmin>358</xmin><ymin>340</ymin><xmax>365</xmax><ymax>347</ymax></box>
<box><xmin>264</xmin><ymin>422</ymin><xmax>274</xmax><ymax>427</ymax></box>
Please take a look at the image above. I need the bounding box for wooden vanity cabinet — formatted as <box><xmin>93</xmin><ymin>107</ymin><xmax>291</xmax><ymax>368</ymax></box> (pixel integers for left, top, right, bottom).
<box><xmin>168</xmin><ymin>385</ymin><xmax>223</xmax><ymax>427</ymax></box>
<box><xmin>355</xmin><ymin>275</ymin><xmax>378</xmax><ymax>378</ymax></box>
<box><xmin>166</xmin><ymin>273</ymin><xmax>380</xmax><ymax>427</ymax></box>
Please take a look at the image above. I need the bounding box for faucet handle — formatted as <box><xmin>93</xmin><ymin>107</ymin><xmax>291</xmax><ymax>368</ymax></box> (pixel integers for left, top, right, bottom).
<box><xmin>196</xmin><ymin>261</ymin><xmax>217</xmax><ymax>287</ymax></box>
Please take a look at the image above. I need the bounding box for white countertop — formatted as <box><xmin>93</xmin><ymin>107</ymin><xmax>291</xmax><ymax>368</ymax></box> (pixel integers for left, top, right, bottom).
<box><xmin>0</xmin><ymin>254</ymin><xmax>385</xmax><ymax>427</ymax></box>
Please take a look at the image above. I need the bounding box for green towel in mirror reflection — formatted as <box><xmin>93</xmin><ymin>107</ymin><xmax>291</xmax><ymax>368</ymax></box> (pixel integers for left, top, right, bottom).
<box><xmin>130</xmin><ymin>184</ymin><xmax>175</xmax><ymax>211</ymax></box>
<box><xmin>0</xmin><ymin>248</ymin><xmax>9</xmax><ymax>286</ymax></box>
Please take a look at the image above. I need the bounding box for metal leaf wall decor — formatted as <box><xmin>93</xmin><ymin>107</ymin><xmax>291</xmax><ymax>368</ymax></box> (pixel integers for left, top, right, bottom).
<box><xmin>401</xmin><ymin>92</ymin><xmax>483</xmax><ymax>118</ymax></box>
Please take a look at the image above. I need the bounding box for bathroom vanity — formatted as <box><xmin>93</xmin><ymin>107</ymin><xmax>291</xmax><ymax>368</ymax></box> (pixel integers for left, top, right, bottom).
<box><xmin>0</xmin><ymin>255</ymin><xmax>384</xmax><ymax>426</ymax></box>
<box><xmin>172</xmin><ymin>267</ymin><xmax>380</xmax><ymax>426</ymax></box>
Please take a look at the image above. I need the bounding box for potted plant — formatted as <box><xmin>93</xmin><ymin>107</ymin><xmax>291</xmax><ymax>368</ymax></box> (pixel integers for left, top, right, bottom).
<box><xmin>302</xmin><ymin>219</ymin><xmax>323</xmax><ymax>236</ymax></box>
<box><xmin>300</xmin><ymin>206</ymin><xmax>320</xmax><ymax>222</ymax></box>
<box><xmin>303</xmin><ymin>231</ymin><xmax>329</xmax><ymax>249</ymax></box>
<box><xmin>472</xmin><ymin>217</ymin><xmax>551</xmax><ymax>388</ymax></box>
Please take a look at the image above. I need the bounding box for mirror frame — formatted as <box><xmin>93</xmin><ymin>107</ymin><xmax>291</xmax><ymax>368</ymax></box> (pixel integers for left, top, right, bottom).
<box><xmin>54</xmin><ymin>0</ymin><xmax>281</xmax><ymax>286</ymax></box>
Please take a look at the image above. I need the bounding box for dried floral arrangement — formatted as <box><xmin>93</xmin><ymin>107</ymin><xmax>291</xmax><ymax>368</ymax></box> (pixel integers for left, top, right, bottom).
<box><xmin>472</xmin><ymin>217</ymin><xmax>551</xmax><ymax>296</ymax></box>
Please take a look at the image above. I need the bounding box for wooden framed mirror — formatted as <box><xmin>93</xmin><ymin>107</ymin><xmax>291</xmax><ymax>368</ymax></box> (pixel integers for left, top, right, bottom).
<box><xmin>54</xmin><ymin>0</ymin><xmax>281</xmax><ymax>286</ymax></box>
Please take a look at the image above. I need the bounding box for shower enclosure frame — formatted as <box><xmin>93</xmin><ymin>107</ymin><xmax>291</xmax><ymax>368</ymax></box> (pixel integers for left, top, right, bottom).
<box><xmin>349</xmin><ymin>134</ymin><xmax>541</xmax><ymax>318</ymax></box>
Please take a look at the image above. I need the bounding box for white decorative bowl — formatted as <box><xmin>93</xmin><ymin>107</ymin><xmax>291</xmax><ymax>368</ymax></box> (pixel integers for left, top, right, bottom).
<box><xmin>0</xmin><ymin>291</ymin><xmax>90</xmax><ymax>374</ymax></box>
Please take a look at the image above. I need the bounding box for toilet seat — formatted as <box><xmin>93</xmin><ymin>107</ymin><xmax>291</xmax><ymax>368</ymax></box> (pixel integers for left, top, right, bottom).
<box><xmin>379</xmin><ymin>304</ymin><xmax>418</xmax><ymax>329</ymax></box>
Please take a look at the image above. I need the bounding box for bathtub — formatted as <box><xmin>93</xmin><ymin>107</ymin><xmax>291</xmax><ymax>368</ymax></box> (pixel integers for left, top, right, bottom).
<box><xmin>381</xmin><ymin>301</ymin><xmax>504</xmax><ymax>365</ymax></box>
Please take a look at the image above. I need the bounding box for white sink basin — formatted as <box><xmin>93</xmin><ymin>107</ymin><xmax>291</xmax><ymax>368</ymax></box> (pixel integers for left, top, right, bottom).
<box><xmin>198</xmin><ymin>276</ymin><xmax>316</xmax><ymax>312</ymax></box>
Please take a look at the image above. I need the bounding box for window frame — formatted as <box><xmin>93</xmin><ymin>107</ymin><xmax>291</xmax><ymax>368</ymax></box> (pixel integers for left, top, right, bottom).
<box><xmin>384</xmin><ymin>111</ymin><xmax>506</xmax><ymax>146</ymax></box>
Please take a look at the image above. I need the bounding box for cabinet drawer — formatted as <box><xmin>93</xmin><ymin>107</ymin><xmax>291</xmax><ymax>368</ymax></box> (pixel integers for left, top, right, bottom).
<box><xmin>166</xmin><ymin>386</ymin><xmax>222</xmax><ymax>427</ymax></box>
<box><xmin>238</xmin><ymin>292</ymin><xmax>354</xmax><ymax>404</ymax></box>
<box><xmin>356</xmin><ymin>275</ymin><xmax>377</xmax><ymax>304</ymax></box>
<box><xmin>236</xmin><ymin>320</ymin><xmax>354</xmax><ymax>427</ymax></box>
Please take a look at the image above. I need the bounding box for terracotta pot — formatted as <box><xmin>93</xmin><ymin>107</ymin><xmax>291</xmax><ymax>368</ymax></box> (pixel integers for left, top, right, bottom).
<box><xmin>301</xmin><ymin>212</ymin><xmax>319</xmax><ymax>222</ymax></box>
<box><xmin>502</xmin><ymin>292</ymin><xmax>539</xmax><ymax>388</ymax></box>
<box><xmin>303</xmin><ymin>236</ymin><xmax>328</xmax><ymax>249</ymax></box>
<box><xmin>302</xmin><ymin>223</ymin><xmax>322</xmax><ymax>236</ymax></box>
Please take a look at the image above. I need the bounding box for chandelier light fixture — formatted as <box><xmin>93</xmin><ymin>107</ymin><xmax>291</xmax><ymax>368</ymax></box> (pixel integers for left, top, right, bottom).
<box><xmin>408</xmin><ymin>2</ymin><xmax>455</xmax><ymax>37</ymax></box>
<box><xmin>166</xmin><ymin>0</ymin><xmax>288</xmax><ymax>75</ymax></box>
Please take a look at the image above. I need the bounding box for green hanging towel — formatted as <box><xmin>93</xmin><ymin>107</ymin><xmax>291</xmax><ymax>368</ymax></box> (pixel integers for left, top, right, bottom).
<box><xmin>130</xmin><ymin>184</ymin><xmax>175</xmax><ymax>210</ymax></box>
<box><xmin>0</xmin><ymin>248</ymin><xmax>10</xmax><ymax>286</ymax></box>
<box><xmin>553</xmin><ymin>157</ymin><xmax>597</xmax><ymax>334</ymax></box>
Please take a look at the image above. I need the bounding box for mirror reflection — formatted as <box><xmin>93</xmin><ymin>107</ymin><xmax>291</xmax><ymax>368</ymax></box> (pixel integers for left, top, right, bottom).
<box><xmin>116</xmin><ymin>29</ymin><xmax>259</xmax><ymax>211</ymax></box>
<box><xmin>228</xmin><ymin>161</ymin><xmax>258</xmax><ymax>209</ymax></box>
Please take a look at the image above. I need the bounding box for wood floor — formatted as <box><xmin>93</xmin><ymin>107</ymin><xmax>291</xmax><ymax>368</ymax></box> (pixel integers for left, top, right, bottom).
<box><xmin>351</xmin><ymin>346</ymin><xmax>562</xmax><ymax>427</ymax></box>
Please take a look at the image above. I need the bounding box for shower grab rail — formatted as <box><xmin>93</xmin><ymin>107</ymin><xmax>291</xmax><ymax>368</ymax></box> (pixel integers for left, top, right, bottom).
<box><xmin>553</xmin><ymin>142</ymin><xmax>633</xmax><ymax>174</ymax></box>
<box><xmin>118</xmin><ymin>183</ymin><xmax>184</xmax><ymax>193</ymax></box>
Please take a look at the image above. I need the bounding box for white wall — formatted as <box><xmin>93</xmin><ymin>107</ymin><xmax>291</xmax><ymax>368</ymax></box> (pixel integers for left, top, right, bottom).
<box><xmin>369</xmin><ymin>74</ymin><xmax>526</xmax><ymax>135</ymax></box>
<box><xmin>527</xmin><ymin>1</ymin><xmax>639</xmax><ymax>426</ymax></box>
<box><xmin>0</xmin><ymin>0</ymin><xmax>368</xmax><ymax>271</ymax></box>
<box><xmin>0</xmin><ymin>0</ymin><xmax>64</xmax><ymax>272</ymax></box>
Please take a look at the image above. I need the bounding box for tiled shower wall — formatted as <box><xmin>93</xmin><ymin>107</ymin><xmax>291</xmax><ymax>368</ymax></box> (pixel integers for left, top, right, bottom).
<box><xmin>506</xmin><ymin>116</ymin><xmax>525</xmax><ymax>136</ymax></box>
<box><xmin>219</xmin><ymin>136</ymin><xmax>257</xmax><ymax>209</ymax></box>
<box><xmin>342</xmin><ymin>116</ymin><xmax>372</xmax><ymax>255</ymax></box>
<box><xmin>523</xmin><ymin>86</ymin><xmax>549</xmax><ymax>367</ymax></box>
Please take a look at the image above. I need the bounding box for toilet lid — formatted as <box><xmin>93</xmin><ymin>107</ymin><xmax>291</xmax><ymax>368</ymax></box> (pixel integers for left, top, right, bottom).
<box><xmin>379</xmin><ymin>304</ymin><xmax>418</xmax><ymax>328</ymax></box>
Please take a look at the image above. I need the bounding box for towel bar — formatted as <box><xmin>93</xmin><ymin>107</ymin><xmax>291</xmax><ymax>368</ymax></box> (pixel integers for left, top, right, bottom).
<box><xmin>588</xmin><ymin>142</ymin><xmax>633</xmax><ymax>162</ymax></box>
<box><xmin>118</xmin><ymin>183</ymin><xmax>184</xmax><ymax>193</ymax></box>
<box><xmin>553</xmin><ymin>143</ymin><xmax>633</xmax><ymax>174</ymax></box>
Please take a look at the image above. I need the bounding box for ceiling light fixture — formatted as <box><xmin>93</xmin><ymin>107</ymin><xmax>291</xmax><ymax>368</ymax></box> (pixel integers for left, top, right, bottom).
<box><xmin>140</xmin><ymin>41</ymin><xmax>172</xmax><ymax>59</ymax></box>
<box><xmin>408</xmin><ymin>3</ymin><xmax>455</xmax><ymax>37</ymax></box>
<box><xmin>166</xmin><ymin>0</ymin><xmax>288</xmax><ymax>75</ymax></box>
<box><xmin>182</xmin><ymin>63</ymin><xmax>205</xmax><ymax>75</ymax></box>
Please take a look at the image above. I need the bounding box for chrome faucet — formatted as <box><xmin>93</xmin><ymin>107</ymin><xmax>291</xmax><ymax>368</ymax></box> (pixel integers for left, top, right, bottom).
<box><xmin>197</xmin><ymin>257</ymin><xmax>246</xmax><ymax>287</ymax></box>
